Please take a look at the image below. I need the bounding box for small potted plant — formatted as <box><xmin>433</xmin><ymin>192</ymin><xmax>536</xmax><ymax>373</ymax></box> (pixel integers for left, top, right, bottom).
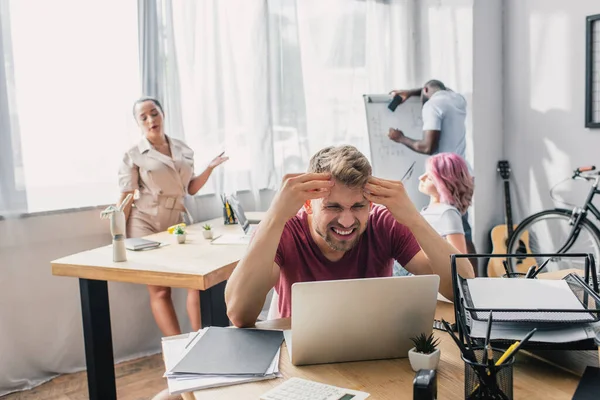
<box><xmin>408</xmin><ymin>332</ymin><xmax>441</xmax><ymax>372</ymax></box>
<box><xmin>202</xmin><ymin>223</ymin><xmax>213</xmax><ymax>240</ymax></box>
<box><xmin>173</xmin><ymin>225</ymin><xmax>187</xmax><ymax>244</ymax></box>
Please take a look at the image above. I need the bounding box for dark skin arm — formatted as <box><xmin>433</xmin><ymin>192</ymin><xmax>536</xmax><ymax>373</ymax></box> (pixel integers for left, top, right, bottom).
<box><xmin>390</xmin><ymin>88</ymin><xmax>422</xmax><ymax>101</ymax></box>
<box><xmin>388</xmin><ymin>128</ymin><xmax>440</xmax><ymax>155</ymax></box>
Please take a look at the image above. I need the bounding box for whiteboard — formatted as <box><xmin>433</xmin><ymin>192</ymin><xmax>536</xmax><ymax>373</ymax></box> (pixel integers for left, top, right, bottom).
<box><xmin>363</xmin><ymin>94</ymin><xmax>429</xmax><ymax>210</ymax></box>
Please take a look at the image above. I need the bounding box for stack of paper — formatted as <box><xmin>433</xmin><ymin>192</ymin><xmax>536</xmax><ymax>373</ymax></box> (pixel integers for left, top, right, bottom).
<box><xmin>465</xmin><ymin>278</ymin><xmax>600</xmax><ymax>343</ymax></box>
<box><xmin>162</xmin><ymin>327</ymin><xmax>284</xmax><ymax>395</ymax></box>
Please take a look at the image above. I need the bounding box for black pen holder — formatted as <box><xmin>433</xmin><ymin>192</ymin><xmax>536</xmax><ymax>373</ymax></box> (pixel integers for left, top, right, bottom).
<box><xmin>463</xmin><ymin>348</ymin><xmax>514</xmax><ymax>400</ymax></box>
<box><xmin>223</xmin><ymin>206</ymin><xmax>237</xmax><ymax>225</ymax></box>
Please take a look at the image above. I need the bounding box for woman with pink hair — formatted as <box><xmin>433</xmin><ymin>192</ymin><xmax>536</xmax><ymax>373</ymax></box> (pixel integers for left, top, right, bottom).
<box><xmin>418</xmin><ymin>152</ymin><xmax>474</xmax><ymax>253</ymax></box>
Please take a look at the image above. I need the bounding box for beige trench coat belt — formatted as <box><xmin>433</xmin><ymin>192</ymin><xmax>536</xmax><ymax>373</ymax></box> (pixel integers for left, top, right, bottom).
<box><xmin>155</xmin><ymin>195</ymin><xmax>186</xmax><ymax>211</ymax></box>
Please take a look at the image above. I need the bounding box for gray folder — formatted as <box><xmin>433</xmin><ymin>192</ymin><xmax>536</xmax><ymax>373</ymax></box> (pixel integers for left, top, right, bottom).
<box><xmin>124</xmin><ymin>238</ymin><xmax>161</xmax><ymax>251</ymax></box>
<box><xmin>170</xmin><ymin>327</ymin><xmax>284</xmax><ymax>376</ymax></box>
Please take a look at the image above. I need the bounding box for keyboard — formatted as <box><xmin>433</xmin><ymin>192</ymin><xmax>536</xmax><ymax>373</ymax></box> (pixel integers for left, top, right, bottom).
<box><xmin>260</xmin><ymin>377</ymin><xmax>369</xmax><ymax>400</ymax></box>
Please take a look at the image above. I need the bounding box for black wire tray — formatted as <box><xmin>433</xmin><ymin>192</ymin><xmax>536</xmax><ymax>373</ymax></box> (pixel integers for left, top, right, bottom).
<box><xmin>458</xmin><ymin>271</ymin><xmax>600</xmax><ymax>324</ymax></box>
<box><xmin>451</xmin><ymin>253</ymin><xmax>600</xmax><ymax>350</ymax></box>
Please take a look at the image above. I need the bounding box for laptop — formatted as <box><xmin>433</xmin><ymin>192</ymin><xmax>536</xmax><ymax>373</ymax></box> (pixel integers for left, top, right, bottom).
<box><xmin>283</xmin><ymin>275</ymin><xmax>440</xmax><ymax>366</ymax></box>
<box><xmin>210</xmin><ymin>196</ymin><xmax>259</xmax><ymax>245</ymax></box>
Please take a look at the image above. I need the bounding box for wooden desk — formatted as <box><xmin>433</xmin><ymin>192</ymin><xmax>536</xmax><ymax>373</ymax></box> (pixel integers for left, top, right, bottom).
<box><xmin>51</xmin><ymin>212</ymin><xmax>264</xmax><ymax>400</ymax></box>
<box><xmin>186</xmin><ymin>270</ymin><xmax>595</xmax><ymax>400</ymax></box>
<box><xmin>186</xmin><ymin>301</ymin><xmax>580</xmax><ymax>400</ymax></box>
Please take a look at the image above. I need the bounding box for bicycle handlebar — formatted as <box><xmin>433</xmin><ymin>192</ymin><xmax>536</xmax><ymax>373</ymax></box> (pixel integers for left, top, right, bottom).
<box><xmin>577</xmin><ymin>165</ymin><xmax>596</xmax><ymax>173</ymax></box>
<box><xmin>573</xmin><ymin>165</ymin><xmax>600</xmax><ymax>181</ymax></box>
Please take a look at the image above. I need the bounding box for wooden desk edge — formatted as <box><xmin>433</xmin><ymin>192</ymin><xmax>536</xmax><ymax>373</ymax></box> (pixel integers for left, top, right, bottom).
<box><xmin>48</xmin><ymin>214</ymin><xmax>267</xmax><ymax>289</ymax></box>
<box><xmin>51</xmin><ymin>262</ymin><xmax>238</xmax><ymax>291</ymax></box>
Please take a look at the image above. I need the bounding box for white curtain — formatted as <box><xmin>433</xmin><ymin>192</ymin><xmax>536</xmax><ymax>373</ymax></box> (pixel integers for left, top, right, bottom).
<box><xmin>156</xmin><ymin>0</ymin><xmax>421</xmax><ymax>197</ymax></box>
<box><xmin>155</xmin><ymin>0</ymin><xmax>275</xmax><ymax>197</ymax></box>
<box><xmin>295</xmin><ymin>0</ymin><xmax>418</xmax><ymax>158</ymax></box>
<box><xmin>0</xmin><ymin>0</ymin><xmax>26</xmax><ymax>216</ymax></box>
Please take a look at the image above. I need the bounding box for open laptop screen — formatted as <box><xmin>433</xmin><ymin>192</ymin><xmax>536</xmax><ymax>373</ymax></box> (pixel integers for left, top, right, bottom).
<box><xmin>227</xmin><ymin>196</ymin><xmax>250</xmax><ymax>234</ymax></box>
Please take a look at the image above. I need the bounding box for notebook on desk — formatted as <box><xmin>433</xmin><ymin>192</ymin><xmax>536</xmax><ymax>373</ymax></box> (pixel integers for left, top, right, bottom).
<box><xmin>162</xmin><ymin>331</ymin><xmax>280</xmax><ymax>394</ymax></box>
<box><xmin>169</xmin><ymin>327</ymin><xmax>284</xmax><ymax>376</ymax></box>
<box><xmin>211</xmin><ymin>196</ymin><xmax>259</xmax><ymax>245</ymax></box>
<box><xmin>125</xmin><ymin>238</ymin><xmax>161</xmax><ymax>251</ymax></box>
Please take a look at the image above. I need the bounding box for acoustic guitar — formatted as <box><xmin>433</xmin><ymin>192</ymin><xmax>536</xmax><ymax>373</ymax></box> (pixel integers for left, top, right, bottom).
<box><xmin>488</xmin><ymin>161</ymin><xmax>537</xmax><ymax>276</ymax></box>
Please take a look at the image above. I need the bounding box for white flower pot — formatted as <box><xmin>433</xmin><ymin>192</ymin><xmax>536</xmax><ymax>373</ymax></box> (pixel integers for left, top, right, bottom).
<box><xmin>202</xmin><ymin>230</ymin><xmax>213</xmax><ymax>240</ymax></box>
<box><xmin>408</xmin><ymin>347</ymin><xmax>440</xmax><ymax>372</ymax></box>
<box><xmin>175</xmin><ymin>233</ymin><xmax>186</xmax><ymax>244</ymax></box>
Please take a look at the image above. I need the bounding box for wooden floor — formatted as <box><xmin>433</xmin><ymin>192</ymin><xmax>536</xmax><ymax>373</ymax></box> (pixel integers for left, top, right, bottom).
<box><xmin>1</xmin><ymin>354</ymin><xmax>175</xmax><ymax>400</ymax></box>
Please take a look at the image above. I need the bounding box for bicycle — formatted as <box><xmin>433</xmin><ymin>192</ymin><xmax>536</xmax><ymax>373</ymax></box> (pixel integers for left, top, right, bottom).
<box><xmin>507</xmin><ymin>166</ymin><xmax>600</xmax><ymax>272</ymax></box>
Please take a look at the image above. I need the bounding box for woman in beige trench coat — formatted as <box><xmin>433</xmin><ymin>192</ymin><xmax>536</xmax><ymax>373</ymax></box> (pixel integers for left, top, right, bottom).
<box><xmin>117</xmin><ymin>97</ymin><xmax>228</xmax><ymax>336</ymax></box>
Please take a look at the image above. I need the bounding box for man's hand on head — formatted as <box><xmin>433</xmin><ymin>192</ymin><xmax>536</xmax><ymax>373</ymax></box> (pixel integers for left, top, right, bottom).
<box><xmin>388</xmin><ymin>128</ymin><xmax>405</xmax><ymax>143</ymax></box>
<box><xmin>363</xmin><ymin>177</ymin><xmax>420</xmax><ymax>226</ymax></box>
<box><xmin>268</xmin><ymin>173</ymin><xmax>334</xmax><ymax>224</ymax></box>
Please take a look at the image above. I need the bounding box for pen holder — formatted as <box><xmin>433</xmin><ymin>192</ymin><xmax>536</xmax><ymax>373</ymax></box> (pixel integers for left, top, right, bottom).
<box><xmin>463</xmin><ymin>347</ymin><xmax>514</xmax><ymax>400</ymax></box>
<box><xmin>223</xmin><ymin>206</ymin><xmax>237</xmax><ymax>225</ymax></box>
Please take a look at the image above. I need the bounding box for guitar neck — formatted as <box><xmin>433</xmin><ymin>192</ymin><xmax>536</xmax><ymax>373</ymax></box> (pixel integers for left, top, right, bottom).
<box><xmin>504</xmin><ymin>180</ymin><xmax>513</xmax><ymax>237</ymax></box>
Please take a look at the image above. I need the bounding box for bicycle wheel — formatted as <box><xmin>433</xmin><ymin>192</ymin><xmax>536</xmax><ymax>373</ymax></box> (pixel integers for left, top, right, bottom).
<box><xmin>507</xmin><ymin>209</ymin><xmax>600</xmax><ymax>272</ymax></box>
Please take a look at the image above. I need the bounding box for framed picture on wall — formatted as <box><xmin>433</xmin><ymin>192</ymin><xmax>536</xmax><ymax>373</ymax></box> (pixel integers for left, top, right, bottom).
<box><xmin>586</xmin><ymin>14</ymin><xmax>600</xmax><ymax>128</ymax></box>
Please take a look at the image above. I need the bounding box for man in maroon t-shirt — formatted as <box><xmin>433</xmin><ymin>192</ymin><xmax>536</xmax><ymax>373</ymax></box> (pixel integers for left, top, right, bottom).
<box><xmin>225</xmin><ymin>145</ymin><xmax>474</xmax><ymax>327</ymax></box>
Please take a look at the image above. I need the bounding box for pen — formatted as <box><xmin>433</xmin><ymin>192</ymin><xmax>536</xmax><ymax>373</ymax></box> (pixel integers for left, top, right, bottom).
<box><xmin>482</xmin><ymin>311</ymin><xmax>493</xmax><ymax>365</ymax></box>
<box><xmin>456</xmin><ymin>312</ymin><xmax>475</xmax><ymax>354</ymax></box>
<box><xmin>486</xmin><ymin>343</ymin><xmax>496</xmax><ymax>382</ymax></box>
<box><xmin>499</xmin><ymin>328</ymin><xmax>537</xmax><ymax>362</ymax></box>
<box><xmin>502</xmin><ymin>260</ymin><xmax>511</xmax><ymax>277</ymax></box>
<box><xmin>530</xmin><ymin>258</ymin><xmax>551</xmax><ymax>279</ymax></box>
<box><xmin>442</xmin><ymin>319</ymin><xmax>476</xmax><ymax>363</ymax></box>
<box><xmin>184</xmin><ymin>328</ymin><xmax>205</xmax><ymax>349</ymax></box>
<box><xmin>495</xmin><ymin>342</ymin><xmax>519</xmax><ymax>366</ymax></box>
<box><xmin>400</xmin><ymin>161</ymin><xmax>416</xmax><ymax>182</ymax></box>
<box><xmin>218</xmin><ymin>151</ymin><xmax>225</xmax><ymax>157</ymax></box>
<box><xmin>484</xmin><ymin>311</ymin><xmax>493</xmax><ymax>348</ymax></box>
<box><xmin>210</xmin><ymin>234</ymin><xmax>223</xmax><ymax>243</ymax></box>
<box><xmin>525</xmin><ymin>265</ymin><xmax>537</xmax><ymax>279</ymax></box>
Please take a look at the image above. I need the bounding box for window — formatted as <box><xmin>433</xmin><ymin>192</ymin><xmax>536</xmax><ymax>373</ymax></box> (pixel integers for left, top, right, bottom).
<box><xmin>5</xmin><ymin>0</ymin><xmax>139</xmax><ymax>213</ymax></box>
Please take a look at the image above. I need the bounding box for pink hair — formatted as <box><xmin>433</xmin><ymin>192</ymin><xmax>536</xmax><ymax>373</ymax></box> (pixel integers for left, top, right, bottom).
<box><xmin>426</xmin><ymin>153</ymin><xmax>474</xmax><ymax>215</ymax></box>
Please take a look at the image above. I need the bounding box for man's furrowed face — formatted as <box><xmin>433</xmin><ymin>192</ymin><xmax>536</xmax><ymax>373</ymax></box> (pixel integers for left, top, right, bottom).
<box><xmin>307</xmin><ymin>181</ymin><xmax>371</xmax><ymax>252</ymax></box>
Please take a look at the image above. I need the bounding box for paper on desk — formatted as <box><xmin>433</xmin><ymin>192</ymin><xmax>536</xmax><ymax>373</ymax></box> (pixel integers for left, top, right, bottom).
<box><xmin>161</xmin><ymin>332</ymin><xmax>281</xmax><ymax>395</ymax></box>
<box><xmin>466</xmin><ymin>278</ymin><xmax>594</xmax><ymax>322</ymax></box>
<box><xmin>437</xmin><ymin>292</ymin><xmax>452</xmax><ymax>303</ymax></box>
<box><xmin>469</xmin><ymin>319</ymin><xmax>600</xmax><ymax>343</ymax></box>
<box><xmin>283</xmin><ymin>330</ymin><xmax>292</xmax><ymax>360</ymax></box>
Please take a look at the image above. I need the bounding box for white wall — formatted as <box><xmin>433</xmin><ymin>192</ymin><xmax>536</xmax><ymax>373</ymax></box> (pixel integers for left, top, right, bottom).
<box><xmin>414</xmin><ymin>0</ymin><xmax>504</xmax><ymax>263</ymax></box>
<box><xmin>0</xmin><ymin>209</ymin><xmax>172</xmax><ymax>395</ymax></box>
<box><xmin>504</xmin><ymin>0</ymin><xmax>600</xmax><ymax>219</ymax></box>
<box><xmin>472</xmin><ymin>0</ymin><xmax>505</xmax><ymax>257</ymax></box>
<box><xmin>0</xmin><ymin>192</ymin><xmax>272</xmax><ymax>396</ymax></box>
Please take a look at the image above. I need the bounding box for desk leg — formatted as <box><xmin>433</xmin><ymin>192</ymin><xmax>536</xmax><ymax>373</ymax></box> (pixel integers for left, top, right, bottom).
<box><xmin>200</xmin><ymin>281</ymin><xmax>229</xmax><ymax>327</ymax></box>
<box><xmin>79</xmin><ymin>278</ymin><xmax>116</xmax><ymax>400</ymax></box>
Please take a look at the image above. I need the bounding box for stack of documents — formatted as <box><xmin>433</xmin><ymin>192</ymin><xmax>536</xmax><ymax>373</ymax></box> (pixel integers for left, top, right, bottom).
<box><xmin>464</xmin><ymin>278</ymin><xmax>600</xmax><ymax>343</ymax></box>
<box><xmin>162</xmin><ymin>327</ymin><xmax>284</xmax><ymax>395</ymax></box>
